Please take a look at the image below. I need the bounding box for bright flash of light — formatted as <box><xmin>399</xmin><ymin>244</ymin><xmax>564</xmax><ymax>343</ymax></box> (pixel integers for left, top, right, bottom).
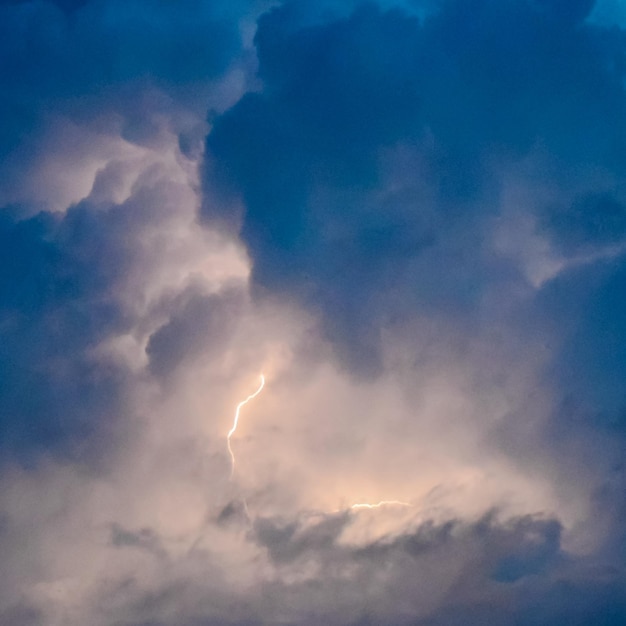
<box><xmin>227</xmin><ymin>374</ymin><xmax>265</xmax><ymax>478</ymax></box>
<box><xmin>350</xmin><ymin>500</ymin><xmax>412</xmax><ymax>510</ymax></box>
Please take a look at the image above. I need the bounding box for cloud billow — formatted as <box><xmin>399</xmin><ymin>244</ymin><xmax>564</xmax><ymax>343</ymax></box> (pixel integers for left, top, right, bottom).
<box><xmin>4</xmin><ymin>0</ymin><xmax>626</xmax><ymax>624</ymax></box>
<box><xmin>205</xmin><ymin>0</ymin><xmax>626</xmax><ymax>408</ymax></box>
<box><xmin>0</xmin><ymin>0</ymin><xmax>244</xmax><ymax>214</ymax></box>
<box><xmin>0</xmin><ymin>205</ymin><xmax>129</xmax><ymax>463</ymax></box>
<box><xmin>197</xmin><ymin>3</ymin><xmax>626</xmax><ymax>617</ymax></box>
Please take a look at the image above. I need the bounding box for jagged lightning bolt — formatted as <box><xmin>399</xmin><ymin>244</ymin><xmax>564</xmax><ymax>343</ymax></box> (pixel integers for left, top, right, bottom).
<box><xmin>350</xmin><ymin>500</ymin><xmax>411</xmax><ymax>510</ymax></box>
<box><xmin>227</xmin><ymin>374</ymin><xmax>265</xmax><ymax>478</ymax></box>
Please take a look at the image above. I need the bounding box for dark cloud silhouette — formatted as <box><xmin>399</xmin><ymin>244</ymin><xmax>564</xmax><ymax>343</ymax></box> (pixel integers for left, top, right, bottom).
<box><xmin>203</xmin><ymin>0</ymin><xmax>626</xmax><ymax>377</ymax></box>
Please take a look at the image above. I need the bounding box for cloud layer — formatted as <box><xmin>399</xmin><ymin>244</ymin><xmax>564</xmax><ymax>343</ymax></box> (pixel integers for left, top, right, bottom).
<box><xmin>2</xmin><ymin>0</ymin><xmax>626</xmax><ymax>624</ymax></box>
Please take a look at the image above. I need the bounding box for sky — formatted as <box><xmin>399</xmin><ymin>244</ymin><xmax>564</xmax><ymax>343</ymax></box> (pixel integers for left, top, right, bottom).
<box><xmin>2</xmin><ymin>0</ymin><xmax>626</xmax><ymax>624</ymax></box>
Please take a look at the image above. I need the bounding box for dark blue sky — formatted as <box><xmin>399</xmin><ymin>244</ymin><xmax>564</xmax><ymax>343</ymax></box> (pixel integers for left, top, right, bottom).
<box><xmin>2</xmin><ymin>1</ymin><xmax>626</xmax><ymax>624</ymax></box>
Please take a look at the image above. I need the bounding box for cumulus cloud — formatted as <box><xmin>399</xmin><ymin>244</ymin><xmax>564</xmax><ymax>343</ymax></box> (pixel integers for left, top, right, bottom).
<box><xmin>203</xmin><ymin>0</ymin><xmax>626</xmax><ymax>382</ymax></box>
<box><xmin>2</xmin><ymin>0</ymin><xmax>626</xmax><ymax>624</ymax></box>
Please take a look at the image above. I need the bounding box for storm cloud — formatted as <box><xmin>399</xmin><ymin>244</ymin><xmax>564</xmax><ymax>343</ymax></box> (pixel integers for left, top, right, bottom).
<box><xmin>2</xmin><ymin>0</ymin><xmax>626</xmax><ymax>624</ymax></box>
<box><xmin>204</xmin><ymin>0</ymin><xmax>626</xmax><ymax>385</ymax></box>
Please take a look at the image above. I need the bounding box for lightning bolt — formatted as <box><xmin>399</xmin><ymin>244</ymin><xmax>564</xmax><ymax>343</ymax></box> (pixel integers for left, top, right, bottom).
<box><xmin>350</xmin><ymin>500</ymin><xmax>411</xmax><ymax>510</ymax></box>
<box><xmin>227</xmin><ymin>374</ymin><xmax>265</xmax><ymax>478</ymax></box>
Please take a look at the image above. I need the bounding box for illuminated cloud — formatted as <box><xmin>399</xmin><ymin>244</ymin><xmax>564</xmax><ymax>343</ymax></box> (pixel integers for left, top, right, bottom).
<box><xmin>2</xmin><ymin>0</ymin><xmax>626</xmax><ymax>624</ymax></box>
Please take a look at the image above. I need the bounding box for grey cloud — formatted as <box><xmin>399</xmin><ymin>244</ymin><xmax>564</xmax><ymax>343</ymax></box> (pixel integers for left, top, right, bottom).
<box><xmin>245</xmin><ymin>511</ymin><xmax>605</xmax><ymax>626</ymax></box>
<box><xmin>253</xmin><ymin>510</ymin><xmax>563</xmax><ymax>582</ymax></box>
<box><xmin>110</xmin><ymin>523</ymin><xmax>167</xmax><ymax>560</ymax></box>
<box><xmin>91</xmin><ymin>511</ymin><xmax>578</xmax><ymax>626</ymax></box>
<box><xmin>147</xmin><ymin>287</ymin><xmax>244</xmax><ymax>379</ymax></box>
<box><xmin>216</xmin><ymin>500</ymin><xmax>252</xmax><ymax>527</ymax></box>
<box><xmin>253</xmin><ymin>511</ymin><xmax>350</xmax><ymax>564</ymax></box>
<box><xmin>0</xmin><ymin>604</ymin><xmax>44</xmax><ymax>626</ymax></box>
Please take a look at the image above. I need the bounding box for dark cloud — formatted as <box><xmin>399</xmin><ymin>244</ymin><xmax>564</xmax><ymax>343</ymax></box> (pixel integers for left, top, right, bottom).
<box><xmin>245</xmin><ymin>510</ymin><xmax>626</xmax><ymax>626</ymax></box>
<box><xmin>542</xmin><ymin>191</ymin><xmax>626</xmax><ymax>256</ymax></box>
<box><xmin>90</xmin><ymin>511</ymin><xmax>582</xmax><ymax>625</ymax></box>
<box><xmin>0</xmin><ymin>205</ymin><xmax>129</xmax><ymax>464</ymax></box>
<box><xmin>0</xmin><ymin>173</ymin><xmax>211</xmax><ymax>464</ymax></box>
<box><xmin>253</xmin><ymin>511</ymin><xmax>350</xmax><ymax>564</ymax></box>
<box><xmin>535</xmin><ymin>256</ymin><xmax>626</xmax><ymax>423</ymax></box>
<box><xmin>0</xmin><ymin>0</ymin><xmax>240</xmax><ymax>100</ymax></box>
<box><xmin>110</xmin><ymin>523</ymin><xmax>167</xmax><ymax>560</ymax></box>
<box><xmin>146</xmin><ymin>287</ymin><xmax>243</xmax><ymax>379</ymax></box>
<box><xmin>216</xmin><ymin>499</ymin><xmax>252</xmax><ymax>526</ymax></box>
<box><xmin>0</xmin><ymin>603</ymin><xmax>44</xmax><ymax>626</ymax></box>
<box><xmin>253</xmin><ymin>510</ymin><xmax>563</xmax><ymax>581</ymax></box>
<box><xmin>203</xmin><ymin>0</ymin><xmax>626</xmax><ymax>376</ymax></box>
<box><xmin>0</xmin><ymin>0</ymin><xmax>90</xmax><ymax>13</ymax></box>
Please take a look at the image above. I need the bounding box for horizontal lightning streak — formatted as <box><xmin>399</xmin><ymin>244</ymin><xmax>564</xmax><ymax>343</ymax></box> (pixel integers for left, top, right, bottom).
<box><xmin>227</xmin><ymin>374</ymin><xmax>265</xmax><ymax>479</ymax></box>
<box><xmin>350</xmin><ymin>500</ymin><xmax>411</xmax><ymax>510</ymax></box>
